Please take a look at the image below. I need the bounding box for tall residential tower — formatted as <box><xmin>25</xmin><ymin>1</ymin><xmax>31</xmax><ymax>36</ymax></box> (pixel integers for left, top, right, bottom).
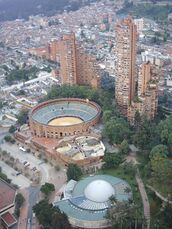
<box><xmin>59</xmin><ymin>33</ymin><xmax>100</xmax><ymax>88</ymax></box>
<box><xmin>59</xmin><ymin>33</ymin><xmax>77</xmax><ymax>85</ymax></box>
<box><xmin>115</xmin><ymin>16</ymin><xmax>158</xmax><ymax>123</ymax></box>
<box><xmin>115</xmin><ymin>16</ymin><xmax>137</xmax><ymax>116</ymax></box>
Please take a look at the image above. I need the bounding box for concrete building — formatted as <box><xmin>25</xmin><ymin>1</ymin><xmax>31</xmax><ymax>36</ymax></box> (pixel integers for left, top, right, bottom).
<box><xmin>55</xmin><ymin>175</ymin><xmax>132</xmax><ymax>229</ymax></box>
<box><xmin>115</xmin><ymin>16</ymin><xmax>137</xmax><ymax>116</ymax></box>
<box><xmin>115</xmin><ymin>16</ymin><xmax>159</xmax><ymax>123</ymax></box>
<box><xmin>48</xmin><ymin>40</ymin><xmax>59</xmax><ymax>62</ymax></box>
<box><xmin>59</xmin><ymin>33</ymin><xmax>100</xmax><ymax>88</ymax></box>
<box><xmin>128</xmin><ymin>62</ymin><xmax>159</xmax><ymax>123</ymax></box>
<box><xmin>0</xmin><ymin>179</ymin><xmax>17</xmax><ymax>228</ymax></box>
<box><xmin>134</xmin><ymin>18</ymin><xmax>144</xmax><ymax>32</ymax></box>
<box><xmin>76</xmin><ymin>47</ymin><xmax>100</xmax><ymax>88</ymax></box>
<box><xmin>59</xmin><ymin>33</ymin><xmax>78</xmax><ymax>85</ymax></box>
<box><xmin>29</xmin><ymin>33</ymin><xmax>101</xmax><ymax>88</ymax></box>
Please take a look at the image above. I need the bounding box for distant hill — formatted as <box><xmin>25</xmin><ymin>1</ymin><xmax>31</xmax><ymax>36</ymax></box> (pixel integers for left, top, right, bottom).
<box><xmin>0</xmin><ymin>0</ymin><xmax>96</xmax><ymax>22</ymax></box>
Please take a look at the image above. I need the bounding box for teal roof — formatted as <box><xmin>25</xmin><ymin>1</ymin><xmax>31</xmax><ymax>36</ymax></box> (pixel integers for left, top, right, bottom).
<box><xmin>55</xmin><ymin>200</ymin><xmax>106</xmax><ymax>221</ymax></box>
<box><xmin>54</xmin><ymin>175</ymin><xmax>131</xmax><ymax>222</ymax></box>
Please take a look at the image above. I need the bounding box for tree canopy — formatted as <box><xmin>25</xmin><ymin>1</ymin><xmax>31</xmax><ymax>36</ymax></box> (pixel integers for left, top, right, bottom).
<box><xmin>16</xmin><ymin>109</ymin><xmax>29</xmax><ymax>125</ymax></box>
<box><xmin>33</xmin><ymin>199</ymin><xmax>72</xmax><ymax>229</ymax></box>
<box><xmin>40</xmin><ymin>183</ymin><xmax>55</xmax><ymax>197</ymax></box>
<box><xmin>103</xmin><ymin>153</ymin><xmax>123</xmax><ymax>169</ymax></box>
<box><xmin>66</xmin><ymin>164</ymin><xmax>82</xmax><ymax>181</ymax></box>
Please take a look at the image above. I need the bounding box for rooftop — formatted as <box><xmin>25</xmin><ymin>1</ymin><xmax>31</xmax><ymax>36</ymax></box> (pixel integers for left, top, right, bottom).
<box><xmin>55</xmin><ymin>175</ymin><xmax>132</xmax><ymax>227</ymax></box>
<box><xmin>0</xmin><ymin>179</ymin><xmax>16</xmax><ymax>212</ymax></box>
<box><xmin>1</xmin><ymin>212</ymin><xmax>17</xmax><ymax>227</ymax></box>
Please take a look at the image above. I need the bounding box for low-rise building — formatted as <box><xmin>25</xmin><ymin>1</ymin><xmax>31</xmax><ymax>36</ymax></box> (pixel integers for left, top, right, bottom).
<box><xmin>0</xmin><ymin>179</ymin><xmax>17</xmax><ymax>228</ymax></box>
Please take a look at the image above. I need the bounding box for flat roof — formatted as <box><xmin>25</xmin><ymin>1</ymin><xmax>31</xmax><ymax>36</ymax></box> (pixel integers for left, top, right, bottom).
<box><xmin>0</xmin><ymin>179</ymin><xmax>16</xmax><ymax>211</ymax></box>
<box><xmin>1</xmin><ymin>212</ymin><xmax>17</xmax><ymax>227</ymax></box>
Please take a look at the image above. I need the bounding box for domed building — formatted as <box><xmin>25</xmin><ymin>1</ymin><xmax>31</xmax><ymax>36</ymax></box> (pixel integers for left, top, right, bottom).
<box><xmin>54</xmin><ymin>175</ymin><xmax>132</xmax><ymax>229</ymax></box>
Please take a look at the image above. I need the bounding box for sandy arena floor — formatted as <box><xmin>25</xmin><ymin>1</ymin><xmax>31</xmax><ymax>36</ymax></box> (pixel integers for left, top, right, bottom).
<box><xmin>48</xmin><ymin>117</ymin><xmax>83</xmax><ymax>126</ymax></box>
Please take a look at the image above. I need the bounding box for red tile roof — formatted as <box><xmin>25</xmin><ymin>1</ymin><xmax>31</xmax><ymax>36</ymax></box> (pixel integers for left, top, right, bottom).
<box><xmin>0</xmin><ymin>179</ymin><xmax>16</xmax><ymax>212</ymax></box>
<box><xmin>1</xmin><ymin>212</ymin><xmax>17</xmax><ymax>226</ymax></box>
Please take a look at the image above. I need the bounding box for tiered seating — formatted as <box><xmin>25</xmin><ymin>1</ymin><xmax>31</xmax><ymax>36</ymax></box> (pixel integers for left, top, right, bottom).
<box><xmin>32</xmin><ymin>101</ymin><xmax>99</xmax><ymax>124</ymax></box>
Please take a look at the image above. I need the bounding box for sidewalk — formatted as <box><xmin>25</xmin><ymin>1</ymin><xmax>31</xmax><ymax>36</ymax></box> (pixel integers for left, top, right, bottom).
<box><xmin>18</xmin><ymin>189</ymin><xmax>29</xmax><ymax>229</ymax></box>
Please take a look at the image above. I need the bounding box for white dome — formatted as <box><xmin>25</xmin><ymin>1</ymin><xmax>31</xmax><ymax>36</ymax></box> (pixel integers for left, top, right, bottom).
<box><xmin>84</xmin><ymin>179</ymin><xmax>115</xmax><ymax>203</ymax></box>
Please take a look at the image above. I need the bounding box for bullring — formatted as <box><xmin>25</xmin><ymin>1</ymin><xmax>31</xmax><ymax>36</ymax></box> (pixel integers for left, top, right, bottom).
<box><xmin>29</xmin><ymin>98</ymin><xmax>101</xmax><ymax>138</ymax></box>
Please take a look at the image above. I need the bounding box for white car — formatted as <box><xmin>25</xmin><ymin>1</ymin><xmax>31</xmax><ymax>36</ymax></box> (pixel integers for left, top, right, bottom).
<box><xmin>19</xmin><ymin>147</ymin><xmax>26</xmax><ymax>152</ymax></box>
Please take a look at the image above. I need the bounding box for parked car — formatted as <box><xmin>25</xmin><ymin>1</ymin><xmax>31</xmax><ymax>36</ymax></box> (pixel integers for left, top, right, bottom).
<box><xmin>19</xmin><ymin>147</ymin><xmax>26</xmax><ymax>152</ymax></box>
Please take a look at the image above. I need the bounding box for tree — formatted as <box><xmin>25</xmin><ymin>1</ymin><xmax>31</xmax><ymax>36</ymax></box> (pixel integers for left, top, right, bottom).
<box><xmin>40</xmin><ymin>183</ymin><xmax>55</xmax><ymax>197</ymax></box>
<box><xmin>133</xmin><ymin>116</ymin><xmax>159</xmax><ymax>150</ymax></box>
<box><xmin>103</xmin><ymin>117</ymin><xmax>130</xmax><ymax>144</ymax></box>
<box><xmin>157</xmin><ymin>202</ymin><xmax>172</xmax><ymax>229</ymax></box>
<box><xmin>103</xmin><ymin>153</ymin><xmax>123</xmax><ymax>169</ymax></box>
<box><xmin>134</xmin><ymin>110</ymin><xmax>141</xmax><ymax>130</ymax></box>
<box><xmin>33</xmin><ymin>200</ymin><xmax>72</xmax><ymax>229</ymax></box>
<box><xmin>103</xmin><ymin>110</ymin><xmax>113</xmax><ymax>123</ymax></box>
<box><xmin>33</xmin><ymin>200</ymin><xmax>56</xmax><ymax>228</ymax></box>
<box><xmin>15</xmin><ymin>193</ymin><xmax>25</xmax><ymax>207</ymax></box>
<box><xmin>4</xmin><ymin>135</ymin><xmax>15</xmax><ymax>144</ymax></box>
<box><xmin>106</xmin><ymin>201</ymin><xmax>143</xmax><ymax>229</ymax></box>
<box><xmin>9</xmin><ymin>125</ymin><xmax>16</xmax><ymax>133</ymax></box>
<box><xmin>158</xmin><ymin>115</ymin><xmax>172</xmax><ymax>153</ymax></box>
<box><xmin>51</xmin><ymin>208</ymin><xmax>72</xmax><ymax>229</ymax></box>
<box><xmin>15</xmin><ymin>193</ymin><xmax>25</xmax><ymax>217</ymax></box>
<box><xmin>66</xmin><ymin>164</ymin><xmax>82</xmax><ymax>181</ymax></box>
<box><xmin>120</xmin><ymin>140</ymin><xmax>129</xmax><ymax>155</ymax></box>
<box><xmin>16</xmin><ymin>109</ymin><xmax>29</xmax><ymax>125</ymax></box>
<box><xmin>149</xmin><ymin>144</ymin><xmax>169</xmax><ymax>159</ymax></box>
<box><xmin>150</xmin><ymin>151</ymin><xmax>172</xmax><ymax>183</ymax></box>
<box><xmin>122</xmin><ymin>162</ymin><xmax>136</xmax><ymax>177</ymax></box>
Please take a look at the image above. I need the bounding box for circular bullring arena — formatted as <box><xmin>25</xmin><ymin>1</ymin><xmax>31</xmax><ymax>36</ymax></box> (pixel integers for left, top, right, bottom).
<box><xmin>29</xmin><ymin>98</ymin><xmax>101</xmax><ymax>139</ymax></box>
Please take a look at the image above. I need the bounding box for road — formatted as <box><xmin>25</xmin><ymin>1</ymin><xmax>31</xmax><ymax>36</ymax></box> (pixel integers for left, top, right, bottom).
<box><xmin>27</xmin><ymin>186</ymin><xmax>40</xmax><ymax>229</ymax></box>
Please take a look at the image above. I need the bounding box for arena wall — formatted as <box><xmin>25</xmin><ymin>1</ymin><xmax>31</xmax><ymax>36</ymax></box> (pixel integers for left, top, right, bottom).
<box><xmin>29</xmin><ymin>98</ymin><xmax>101</xmax><ymax>139</ymax></box>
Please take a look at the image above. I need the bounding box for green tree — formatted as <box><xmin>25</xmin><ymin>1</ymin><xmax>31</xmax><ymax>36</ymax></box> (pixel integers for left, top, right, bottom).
<box><xmin>16</xmin><ymin>109</ymin><xmax>29</xmax><ymax>125</ymax></box>
<box><xmin>157</xmin><ymin>202</ymin><xmax>172</xmax><ymax>229</ymax></box>
<box><xmin>150</xmin><ymin>151</ymin><xmax>172</xmax><ymax>183</ymax></box>
<box><xmin>133</xmin><ymin>116</ymin><xmax>159</xmax><ymax>150</ymax></box>
<box><xmin>4</xmin><ymin>135</ymin><xmax>15</xmax><ymax>144</ymax></box>
<box><xmin>103</xmin><ymin>118</ymin><xmax>130</xmax><ymax>144</ymax></box>
<box><xmin>33</xmin><ymin>200</ymin><xmax>72</xmax><ymax>229</ymax></box>
<box><xmin>67</xmin><ymin>164</ymin><xmax>82</xmax><ymax>181</ymax></box>
<box><xmin>103</xmin><ymin>153</ymin><xmax>123</xmax><ymax>169</ymax></box>
<box><xmin>106</xmin><ymin>201</ymin><xmax>143</xmax><ymax>229</ymax></box>
<box><xmin>51</xmin><ymin>208</ymin><xmax>72</xmax><ymax>229</ymax></box>
<box><xmin>134</xmin><ymin>110</ymin><xmax>141</xmax><ymax>130</ymax></box>
<box><xmin>15</xmin><ymin>193</ymin><xmax>25</xmax><ymax>217</ymax></box>
<box><xmin>9</xmin><ymin>125</ymin><xmax>16</xmax><ymax>133</ymax></box>
<box><xmin>40</xmin><ymin>183</ymin><xmax>55</xmax><ymax>197</ymax></box>
<box><xmin>149</xmin><ymin>144</ymin><xmax>169</xmax><ymax>159</ymax></box>
<box><xmin>120</xmin><ymin>140</ymin><xmax>129</xmax><ymax>155</ymax></box>
<box><xmin>102</xmin><ymin>110</ymin><xmax>113</xmax><ymax>123</ymax></box>
<box><xmin>158</xmin><ymin>115</ymin><xmax>172</xmax><ymax>153</ymax></box>
<box><xmin>122</xmin><ymin>162</ymin><xmax>136</xmax><ymax>177</ymax></box>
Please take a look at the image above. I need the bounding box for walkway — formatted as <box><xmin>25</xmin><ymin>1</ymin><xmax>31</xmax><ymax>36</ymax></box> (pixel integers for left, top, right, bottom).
<box><xmin>135</xmin><ymin>169</ymin><xmax>150</xmax><ymax>229</ymax></box>
<box><xmin>147</xmin><ymin>185</ymin><xmax>172</xmax><ymax>204</ymax></box>
<box><xmin>18</xmin><ymin>188</ymin><xmax>29</xmax><ymax>229</ymax></box>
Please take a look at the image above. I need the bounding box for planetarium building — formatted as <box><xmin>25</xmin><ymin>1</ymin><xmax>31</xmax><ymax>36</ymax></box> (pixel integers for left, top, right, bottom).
<box><xmin>54</xmin><ymin>175</ymin><xmax>132</xmax><ymax>229</ymax></box>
